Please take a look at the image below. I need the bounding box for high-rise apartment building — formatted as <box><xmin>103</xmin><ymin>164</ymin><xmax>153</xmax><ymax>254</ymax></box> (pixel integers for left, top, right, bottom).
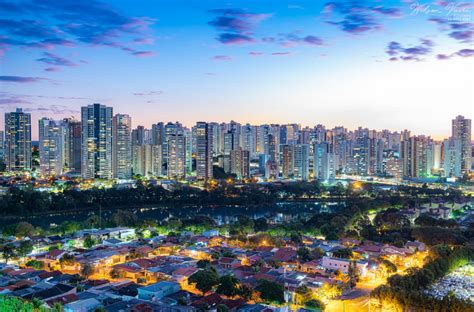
<box><xmin>112</xmin><ymin>114</ymin><xmax>132</xmax><ymax>179</ymax></box>
<box><xmin>452</xmin><ymin>115</ymin><xmax>471</xmax><ymax>176</ymax></box>
<box><xmin>314</xmin><ymin>142</ymin><xmax>335</xmax><ymax>180</ymax></box>
<box><xmin>230</xmin><ymin>148</ymin><xmax>250</xmax><ymax>180</ymax></box>
<box><xmin>167</xmin><ymin>134</ymin><xmax>186</xmax><ymax>180</ymax></box>
<box><xmin>81</xmin><ymin>103</ymin><xmax>113</xmax><ymax>179</ymax></box>
<box><xmin>195</xmin><ymin>122</ymin><xmax>213</xmax><ymax>180</ymax></box>
<box><xmin>38</xmin><ymin>118</ymin><xmax>64</xmax><ymax>176</ymax></box>
<box><xmin>63</xmin><ymin>118</ymin><xmax>82</xmax><ymax>175</ymax></box>
<box><xmin>4</xmin><ymin>108</ymin><xmax>32</xmax><ymax>171</ymax></box>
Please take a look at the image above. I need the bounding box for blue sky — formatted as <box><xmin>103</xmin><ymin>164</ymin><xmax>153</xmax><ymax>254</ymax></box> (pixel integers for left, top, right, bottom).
<box><xmin>0</xmin><ymin>0</ymin><xmax>473</xmax><ymax>139</ymax></box>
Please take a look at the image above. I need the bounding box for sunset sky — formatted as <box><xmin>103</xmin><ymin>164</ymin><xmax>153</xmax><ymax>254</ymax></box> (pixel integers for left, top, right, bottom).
<box><xmin>1</xmin><ymin>0</ymin><xmax>473</xmax><ymax>140</ymax></box>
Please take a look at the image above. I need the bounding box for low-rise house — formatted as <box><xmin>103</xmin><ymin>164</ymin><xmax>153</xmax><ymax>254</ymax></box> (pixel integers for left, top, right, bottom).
<box><xmin>64</xmin><ymin>298</ymin><xmax>101</xmax><ymax>312</ymax></box>
<box><xmin>138</xmin><ymin>281</ymin><xmax>181</xmax><ymax>301</ymax></box>
<box><xmin>405</xmin><ymin>241</ymin><xmax>426</xmax><ymax>253</ymax></box>
<box><xmin>321</xmin><ymin>256</ymin><xmax>368</xmax><ymax>276</ymax></box>
<box><xmin>219</xmin><ymin>257</ymin><xmax>241</xmax><ymax>270</ymax></box>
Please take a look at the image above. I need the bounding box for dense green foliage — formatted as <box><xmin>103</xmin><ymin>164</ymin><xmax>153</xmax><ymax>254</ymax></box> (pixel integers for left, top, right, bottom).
<box><xmin>371</xmin><ymin>245</ymin><xmax>474</xmax><ymax>311</ymax></box>
<box><xmin>0</xmin><ymin>181</ymin><xmax>463</xmax><ymax>216</ymax></box>
<box><xmin>255</xmin><ymin>279</ymin><xmax>285</xmax><ymax>304</ymax></box>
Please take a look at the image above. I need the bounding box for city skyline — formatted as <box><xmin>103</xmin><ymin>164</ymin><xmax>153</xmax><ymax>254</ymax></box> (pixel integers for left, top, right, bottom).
<box><xmin>2</xmin><ymin>105</ymin><xmax>471</xmax><ymax>181</ymax></box>
<box><xmin>1</xmin><ymin>0</ymin><xmax>473</xmax><ymax>139</ymax></box>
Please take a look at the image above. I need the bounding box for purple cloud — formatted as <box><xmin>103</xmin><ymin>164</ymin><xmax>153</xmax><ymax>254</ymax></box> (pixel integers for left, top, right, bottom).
<box><xmin>0</xmin><ymin>75</ymin><xmax>50</xmax><ymax>83</ymax></box>
<box><xmin>207</xmin><ymin>8</ymin><xmax>270</xmax><ymax>45</ymax></box>
<box><xmin>249</xmin><ymin>51</ymin><xmax>263</xmax><ymax>56</ymax></box>
<box><xmin>385</xmin><ymin>38</ymin><xmax>434</xmax><ymax>61</ymax></box>
<box><xmin>45</xmin><ymin>67</ymin><xmax>61</xmax><ymax>72</ymax></box>
<box><xmin>36</xmin><ymin>52</ymin><xmax>76</xmax><ymax>66</ymax></box>
<box><xmin>456</xmin><ymin>48</ymin><xmax>474</xmax><ymax>57</ymax></box>
<box><xmin>271</xmin><ymin>52</ymin><xmax>291</xmax><ymax>56</ymax></box>
<box><xmin>217</xmin><ymin>33</ymin><xmax>255</xmax><ymax>45</ymax></box>
<box><xmin>263</xmin><ymin>33</ymin><xmax>324</xmax><ymax>47</ymax></box>
<box><xmin>212</xmin><ymin>55</ymin><xmax>233</xmax><ymax>61</ymax></box>
<box><xmin>429</xmin><ymin>18</ymin><xmax>473</xmax><ymax>43</ymax></box>
<box><xmin>132</xmin><ymin>51</ymin><xmax>155</xmax><ymax>57</ymax></box>
<box><xmin>0</xmin><ymin>0</ymin><xmax>156</xmax><ymax>59</ymax></box>
<box><xmin>448</xmin><ymin>30</ymin><xmax>473</xmax><ymax>43</ymax></box>
<box><xmin>438</xmin><ymin>48</ymin><xmax>474</xmax><ymax>60</ymax></box>
<box><xmin>324</xmin><ymin>1</ymin><xmax>401</xmax><ymax>34</ymax></box>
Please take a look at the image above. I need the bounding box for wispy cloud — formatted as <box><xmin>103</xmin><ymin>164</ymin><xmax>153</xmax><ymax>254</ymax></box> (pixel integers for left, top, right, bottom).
<box><xmin>323</xmin><ymin>1</ymin><xmax>401</xmax><ymax>34</ymax></box>
<box><xmin>0</xmin><ymin>0</ymin><xmax>157</xmax><ymax>59</ymax></box>
<box><xmin>271</xmin><ymin>52</ymin><xmax>292</xmax><ymax>56</ymax></box>
<box><xmin>386</xmin><ymin>38</ymin><xmax>434</xmax><ymax>61</ymax></box>
<box><xmin>212</xmin><ymin>55</ymin><xmax>233</xmax><ymax>61</ymax></box>
<box><xmin>437</xmin><ymin>48</ymin><xmax>474</xmax><ymax>60</ymax></box>
<box><xmin>263</xmin><ymin>32</ymin><xmax>324</xmax><ymax>47</ymax></box>
<box><xmin>207</xmin><ymin>8</ymin><xmax>271</xmax><ymax>45</ymax></box>
<box><xmin>428</xmin><ymin>18</ymin><xmax>473</xmax><ymax>43</ymax></box>
<box><xmin>36</xmin><ymin>52</ymin><xmax>76</xmax><ymax>67</ymax></box>
<box><xmin>0</xmin><ymin>75</ymin><xmax>52</xmax><ymax>83</ymax></box>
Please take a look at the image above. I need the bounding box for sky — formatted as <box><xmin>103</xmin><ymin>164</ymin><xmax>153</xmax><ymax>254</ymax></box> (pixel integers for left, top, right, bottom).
<box><xmin>0</xmin><ymin>0</ymin><xmax>473</xmax><ymax>140</ymax></box>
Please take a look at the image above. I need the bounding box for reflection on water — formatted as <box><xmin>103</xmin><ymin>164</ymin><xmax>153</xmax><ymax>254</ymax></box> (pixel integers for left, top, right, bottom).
<box><xmin>2</xmin><ymin>201</ymin><xmax>346</xmax><ymax>229</ymax></box>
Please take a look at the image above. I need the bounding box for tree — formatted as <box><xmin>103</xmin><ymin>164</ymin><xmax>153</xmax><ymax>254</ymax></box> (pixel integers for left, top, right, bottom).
<box><xmin>297</xmin><ymin>247</ymin><xmax>312</xmax><ymax>262</ymax></box>
<box><xmin>1</xmin><ymin>244</ymin><xmax>16</xmax><ymax>263</ymax></box>
<box><xmin>188</xmin><ymin>269</ymin><xmax>220</xmax><ymax>295</ymax></box>
<box><xmin>347</xmin><ymin>261</ymin><xmax>360</xmax><ymax>288</ymax></box>
<box><xmin>380</xmin><ymin>259</ymin><xmax>397</xmax><ymax>276</ymax></box>
<box><xmin>217</xmin><ymin>275</ymin><xmax>241</xmax><ymax>298</ymax></box>
<box><xmin>332</xmin><ymin>248</ymin><xmax>353</xmax><ymax>259</ymax></box>
<box><xmin>16</xmin><ymin>240</ymin><xmax>33</xmax><ymax>258</ymax></box>
<box><xmin>216</xmin><ymin>304</ymin><xmax>229</xmax><ymax>312</ymax></box>
<box><xmin>196</xmin><ymin>259</ymin><xmax>212</xmax><ymax>269</ymax></box>
<box><xmin>295</xmin><ymin>285</ymin><xmax>313</xmax><ymax>304</ymax></box>
<box><xmin>111</xmin><ymin>210</ymin><xmax>138</xmax><ymax>227</ymax></box>
<box><xmin>59</xmin><ymin>253</ymin><xmax>76</xmax><ymax>268</ymax></box>
<box><xmin>255</xmin><ymin>280</ymin><xmax>285</xmax><ymax>304</ymax></box>
<box><xmin>109</xmin><ymin>267</ymin><xmax>121</xmax><ymax>279</ymax></box>
<box><xmin>25</xmin><ymin>259</ymin><xmax>44</xmax><ymax>270</ymax></box>
<box><xmin>15</xmin><ymin>222</ymin><xmax>35</xmax><ymax>238</ymax></box>
<box><xmin>240</xmin><ymin>284</ymin><xmax>253</xmax><ymax>301</ymax></box>
<box><xmin>83</xmin><ymin>235</ymin><xmax>97</xmax><ymax>249</ymax></box>
<box><xmin>305</xmin><ymin>299</ymin><xmax>325</xmax><ymax>311</ymax></box>
<box><xmin>81</xmin><ymin>263</ymin><xmax>94</xmax><ymax>278</ymax></box>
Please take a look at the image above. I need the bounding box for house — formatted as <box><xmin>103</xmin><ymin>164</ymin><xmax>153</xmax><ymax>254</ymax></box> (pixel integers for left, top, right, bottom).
<box><xmin>299</xmin><ymin>260</ymin><xmax>324</xmax><ymax>274</ymax></box>
<box><xmin>271</xmin><ymin>247</ymin><xmax>297</xmax><ymax>263</ymax></box>
<box><xmin>219</xmin><ymin>257</ymin><xmax>241</xmax><ymax>269</ymax></box>
<box><xmin>405</xmin><ymin>241</ymin><xmax>426</xmax><ymax>253</ymax></box>
<box><xmin>64</xmin><ymin>298</ymin><xmax>101</xmax><ymax>312</ymax></box>
<box><xmin>202</xmin><ymin>229</ymin><xmax>219</xmax><ymax>238</ymax></box>
<box><xmin>321</xmin><ymin>256</ymin><xmax>368</xmax><ymax>276</ymax></box>
<box><xmin>138</xmin><ymin>281</ymin><xmax>181</xmax><ymax>301</ymax></box>
<box><xmin>172</xmin><ymin>267</ymin><xmax>199</xmax><ymax>285</ymax></box>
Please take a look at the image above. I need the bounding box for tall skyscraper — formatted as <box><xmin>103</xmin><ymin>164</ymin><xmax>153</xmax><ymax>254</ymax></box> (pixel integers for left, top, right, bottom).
<box><xmin>63</xmin><ymin>118</ymin><xmax>82</xmax><ymax>175</ymax></box>
<box><xmin>281</xmin><ymin>144</ymin><xmax>294</xmax><ymax>179</ymax></box>
<box><xmin>38</xmin><ymin>118</ymin><xmax>64</xmax><ymax>176</ymax></box>
<box><xmin>4</xmin><ymin>108</ymin><xmax>32</xmax><ymax>171</ymax></box>
<box><xmin>167</xmin><ymin>134</ymin><xmax>186</xmax><ymax>180</ymax></box>
<box><xmin>230</xmin><ymin>148</ymin><xmax>250</xmax><ymax>180</ymax></box>
<box><xmin>195</xmin><ymin>122</ymin><xmax>213</xmax><ymax>180</ymax></box>
<box><xmin>112</xmin><ymin>114</ymin><xmax>132</xmax><ymax>179</ymax></box>
<box><xmin>314</xmin><ymin>142</ymin><xmax>335</xmax><ymax>180</ymax></box>
<box><xmin>81</xmin><ymin>103</ymin><xmax>113</xmax><ymax>179</ymax></box>
<box><xmin>452</xmin><ymin>115</ymin><xmax>472</xmax><ymax>176</ymax></box>
<box><xmin>0</xmin><ymin>130</ymin><xmax>4</xmax><ymax>166</ymax></box>
<box><xmin>294</xmin><ymin>144</ymin><xmax>310</xmax><ymax>181</ymax></box>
